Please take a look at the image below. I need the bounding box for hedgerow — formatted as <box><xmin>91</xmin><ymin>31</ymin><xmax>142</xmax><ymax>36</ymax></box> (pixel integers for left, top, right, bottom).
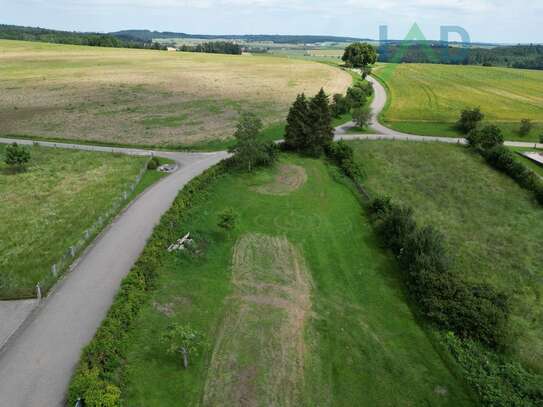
<box><xmin>443</xmin><ymin>332</ymin><xmax>543</xmax><ymax>406</ymax></box>
<box><xmin>368</xmin><ymin>197</ymin><xmax>510</xmax><ymax>350</ymax></box>
<box><xmin>466</xmin><ymin>123</ymin><xmax>543</xmax><ymax>206</ymax></box>
<box><xmin>68</xmin><ymin>161</ymin><xmax>228</xmax><ymax>406</ymax></box>
<box><xmin>482</xmin><ymin>145</ymin><xmax>543</xmax><ymax>205</ymax></box>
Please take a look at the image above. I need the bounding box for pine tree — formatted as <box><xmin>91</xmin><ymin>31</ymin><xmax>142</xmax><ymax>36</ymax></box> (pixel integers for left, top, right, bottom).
<box><xmin>307</xmin><ymin>88</ymin><xmax>334</xmax><ymax>156</ymax></box>
<box><xmin>284</xmin><ymin>93</ymin><xmax>310</xmax><ymax>150</ymax></box>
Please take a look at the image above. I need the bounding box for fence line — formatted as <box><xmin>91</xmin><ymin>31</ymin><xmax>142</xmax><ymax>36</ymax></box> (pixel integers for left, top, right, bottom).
<box><xmin>35</xmin><ymin>156</ymin><xmax>152</xmax><ymax>300</ymax></box>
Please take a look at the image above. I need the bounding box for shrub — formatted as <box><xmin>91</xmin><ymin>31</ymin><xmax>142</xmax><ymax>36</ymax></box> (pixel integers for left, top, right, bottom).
<box><xmin>5</xmin><ymin>142</ymin><xmax>31</xmax><ymax>170</ymax></box>
<box><xmin>467</xmin><ymin>124</ymin><xmax>504</xmax><ymax>150</ymax></box>
<box><xmin>217</xmin><ymin>208</ymin><xmax>238</xmax><ymax>231</ymax></box>
<box><xmin>68</xmin><ymin>367</ymin><xmax>121</xmax><ymax>407</ymax></box>
<box><xmin>444</xmin><ymin>332</ymin><xmax>543</xmax><ymax>406</ymax></box>
<box><xmin>147</xmin><ymin>156</ymin><xmax>160</xmax><ymax>170</ymax></box>
<box><xmin>482</xmin><ymin>145</ymin><xmax>543</xmax><ymax>205</ymax></box>
<box><xmin>457</xmin><ymin>107</ymin><xmax>484</xmax><ymax>134</ymax></box>
<box><xmin>369</xmin><ymin>197</ymin><xmax>510</xmax><ymax>349</ymax></box>
<box><xmin>330</xmin><ymin>94</ymin><xmax>351</xmax><ymax>117</ymax></box>
<box><xmin>519</xmin><ymin>119</ymin><xmax>533</xmax><ymax>136</ymax></box>
<box><xmin>326</xmin><ymin>140</ymin><xmax>354</xmax><ymax>163</ymax></box>
<box><xmin>325</xmin><ymin>141</ymin><xmax>365</xmax><ymax>181</ymax></box>
<box><xmin>539</xmin><ymin>134</ymin><xmax>543</xmax><ymax>144</ymax></box>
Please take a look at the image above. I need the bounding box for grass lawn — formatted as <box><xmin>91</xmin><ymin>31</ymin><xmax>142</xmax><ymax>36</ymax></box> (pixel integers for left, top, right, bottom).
<box><xmin>350</xmin><ymin>140</ymin><xmax>543</xmax><ymax>372</ymax></box>
<box><xmin>118</xmin><ymin>156</ymin><xmax>474</xmax><ymax>406</ymax></box>
<box><xmin>0</xmin><ymin>144</ymin><xmax>166</xmax><ymax>299</ymax></box>
<box><xmin>373</xmin><ymin>63</ymin><xmax>543</xmax><ymax>142</ymax></box>
<box><xmin>0</xmin><ymin>40</ymin><xmax>350</xmax><ymax>147</ymax></box>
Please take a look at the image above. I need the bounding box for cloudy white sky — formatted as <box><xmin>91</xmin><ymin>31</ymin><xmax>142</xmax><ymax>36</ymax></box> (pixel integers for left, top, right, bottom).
<box><xmin>1</xmin><ymin>0</ymin><xmax>541</xmax><ymax>43</ymax></box>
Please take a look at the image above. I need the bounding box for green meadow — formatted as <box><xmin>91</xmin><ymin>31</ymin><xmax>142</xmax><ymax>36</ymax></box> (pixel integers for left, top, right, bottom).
<box><xmin>351</xmin><ymin>140</ymin><xmax>543</xmax><ymax>372</ymax></box>
<box><xmin>0</xmin><ymin>144</ymin><xmax>160</xmax><ymax>299</ymax></box>
<box><xmin>118</xmin><ymin>155</ymin><xmax>474</xmax><ymax>406</ymax></box>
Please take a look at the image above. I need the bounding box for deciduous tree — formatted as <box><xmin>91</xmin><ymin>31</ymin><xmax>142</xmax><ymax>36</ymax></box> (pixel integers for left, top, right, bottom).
<box><xmin>342</xmin><ymin>43</ymin><xmax>377</xmax><ymax>68</ymax></box>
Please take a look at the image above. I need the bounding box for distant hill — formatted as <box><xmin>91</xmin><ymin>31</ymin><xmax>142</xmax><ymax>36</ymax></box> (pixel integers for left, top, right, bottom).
<box><xmin>110</xmin><ymin>30</ymin><xmax>371</xmax><ymax>44</ymax></box>
<box><xmin>0</xmin><ymin>24</ymin><xmax>155</xmax><ymax>49</ymax></box>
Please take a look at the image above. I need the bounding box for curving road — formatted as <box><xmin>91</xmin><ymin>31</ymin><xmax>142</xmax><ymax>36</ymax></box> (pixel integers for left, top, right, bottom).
<box><xmin>335</xmin><ymin>76</ymin><xmax>543</xmax><ymax>149</ymax></box>
<box><xmin>0</xmin><ymin>138</ymin><xmax>228</xmax><ymax>407</ymax></box>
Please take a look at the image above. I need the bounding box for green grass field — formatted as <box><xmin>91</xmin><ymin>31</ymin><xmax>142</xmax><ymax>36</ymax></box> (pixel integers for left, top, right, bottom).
<box><xmin>351</xmin><ymin>141</ymin><xmax>543</xmax><ymax>372</ymax></box>
<box><xmin>374</xmin><ymin>63</ymin><xmax>543</xmax><ymax>141</ymax></box>
<box><xmin>0</xmin><ymin>144</ymin><xmax>162</xmax><ymax>299</ymax></box>
<box><xmin>0</xmin><ymin>40</ymin><xmax>350</xmax><ymax>147</ymax></box>
<box><xmin>118</xmin><ymin>156</ymin><xmax>474</xmax><ymax>406</ymax></box>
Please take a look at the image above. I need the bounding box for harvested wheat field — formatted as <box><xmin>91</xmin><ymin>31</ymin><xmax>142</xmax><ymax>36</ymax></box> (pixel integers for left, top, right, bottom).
<box><xmin>0</xmin><ymin>40</ymin><xmax>351</xmax><ymax>146</ymax></box>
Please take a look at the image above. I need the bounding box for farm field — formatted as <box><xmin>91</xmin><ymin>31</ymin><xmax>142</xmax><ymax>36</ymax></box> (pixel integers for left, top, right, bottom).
<box><xmin>0</xmin><ymin>144</ymin><xmax>156</xmax><ymax>299</ymax></box>
<box><xmin>374</xmin><ymin>63</ymin><xmax>543</xmax><ymax>141</ymax></box>
<box><xmin>117</xmin><ymin>155</ymin><xmax>474</xmax><ymax>406</ymax></box>
<box><xmin>351</xmin><ymin>141</ymin><xmax>543</xmax><ymax>372</ymax></box>
<box><xmin>0</xmin><ymin>40</ymin><xmax>351</xmax><ymax>147</ymax></box>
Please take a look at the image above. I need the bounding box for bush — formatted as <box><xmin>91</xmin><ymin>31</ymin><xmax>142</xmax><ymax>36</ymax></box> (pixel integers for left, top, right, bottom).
<box><xmin>5</xmin><ymin>142</ymin><xmax>31</xmax><ymax>170</ymax></box>
<box><xmin>330</xmin><ymin>94</ymin><xmax>351</xmax><ymax>117</ymax></box>
<box><xmin>444</xmin><ymin>332</ymin><xmax>543</xmax><ymax>406</ymax></box>
<box><xmin>68</xmin><ymin>162</ymin><xmax>228</xmax><ymax>405</ymax></box>
<box><xmin>467</xmin><ymin>124</ymin><xmax>504</xmax><ymax>150</ymax></box>
<box><xmin>519</xmin><ymin>119</ymin><xmax>533</xmax><ymax>136</ymax></box>
<box><xmin>217</xmin><ymin>208</ymin><xmax>238</xmax><ymax>231</ymax></box>
<box><xmin>147</xmin><ymin>157</ymin><xmax>160</xmax><ymax>170</ymax></box>
<box><xmin>539</xmin><ymin>134</ymin><xmax>543</xmax><ymax>144</ymax></box>
<box><xmin>369</xmin><ymin>197</ymin><xmax>510</xmax><ymax>349</ymax></box>
<box><xmin>457</xmin><ymin>107</ymin><xmax>484</xmax><ymax>134</ymax></box>
<box><xmin>325</xmin><ymin>141</ymin><xmax>365</xmax><ymax>181</ymax></box>
<box><xmin>482</xmin><ymin>145</ymin><xmax>543</xmax><ymax>205</ymax></box>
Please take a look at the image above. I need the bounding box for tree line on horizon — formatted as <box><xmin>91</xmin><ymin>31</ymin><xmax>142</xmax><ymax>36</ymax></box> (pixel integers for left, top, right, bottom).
<box><xmin>378</xmin><ymin>42</ymin><xmax>543</xmax><ymax>70</ymax></box>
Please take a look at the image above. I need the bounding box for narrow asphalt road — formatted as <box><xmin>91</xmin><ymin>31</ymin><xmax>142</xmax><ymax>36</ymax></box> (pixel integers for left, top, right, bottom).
<box><xmin>0</xmin><ymin>138</ymin><xmax>228</xmax><ymax>407</ymax></box>
<box><xmin>335</xmin><ymin>75</ymin><xmax>543</xmax><ymax>150</ymax></box>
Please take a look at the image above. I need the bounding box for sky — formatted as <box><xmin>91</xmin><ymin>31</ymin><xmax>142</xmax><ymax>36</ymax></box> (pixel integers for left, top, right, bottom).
<box><xmin>1</xmin><ymin>0</ymin><xmax>542</xmax><ymax>44</ymax></box>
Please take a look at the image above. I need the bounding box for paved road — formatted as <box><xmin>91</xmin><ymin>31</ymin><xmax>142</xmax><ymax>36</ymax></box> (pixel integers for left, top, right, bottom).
<box><xmin>0</xmin><ymin>138</ymin><xmax>228</xmax><ymax>407</ymax></box>
<box><xmin>335</xmin><ymin>76</ymin><xmax>543</xmax><ymax>150</ymax></box>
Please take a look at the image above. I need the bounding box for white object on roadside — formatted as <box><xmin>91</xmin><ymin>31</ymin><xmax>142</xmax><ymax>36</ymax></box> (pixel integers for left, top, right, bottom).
<box><xmin>167</xmin><ymin>233</ymin><xmax>194</xmax><ymax>252</ymax></box>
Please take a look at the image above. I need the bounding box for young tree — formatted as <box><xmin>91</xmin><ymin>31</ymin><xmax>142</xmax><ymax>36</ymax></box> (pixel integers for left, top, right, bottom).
<box><xmin>457</xmin><ymin>107</ymin><xmax>484</xmax><ymax>134</ymax></box>
<box><xmin>161</xmin><ymin>324</ymin><xmax>202</xmax><ymax>369</ymax></box>
<box><xmin>342</xmin><ymin>43</ymin><xmax>378</xmax><ymax>69</ymax></box>
<box><xmin>284</xmin><ymin>93</ymin><xmax>310</xmax><ymax>150</ymax></box>
<box><xmin>228</xmin><ymin>112</ymin><xmax>277</xmax><ymax>172</ymax></box>
<box><xmin>217</xmin><ymin>208</ymin><xmax>238</xmax><ymax>231</ymax></box>
<box><xmin>519</xmin><ymin>119</ymin><xmax>533</xmax><ymax>136</ymax></box>
<box><xmin>5</xmin><ymin>142</ymin><xmax>31</xmax><ymax>171</ymax></box>
<box><xmin>353</xmin><ymin>106</ymin><xmax>372</xmax><ymax>129</ymax></box>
